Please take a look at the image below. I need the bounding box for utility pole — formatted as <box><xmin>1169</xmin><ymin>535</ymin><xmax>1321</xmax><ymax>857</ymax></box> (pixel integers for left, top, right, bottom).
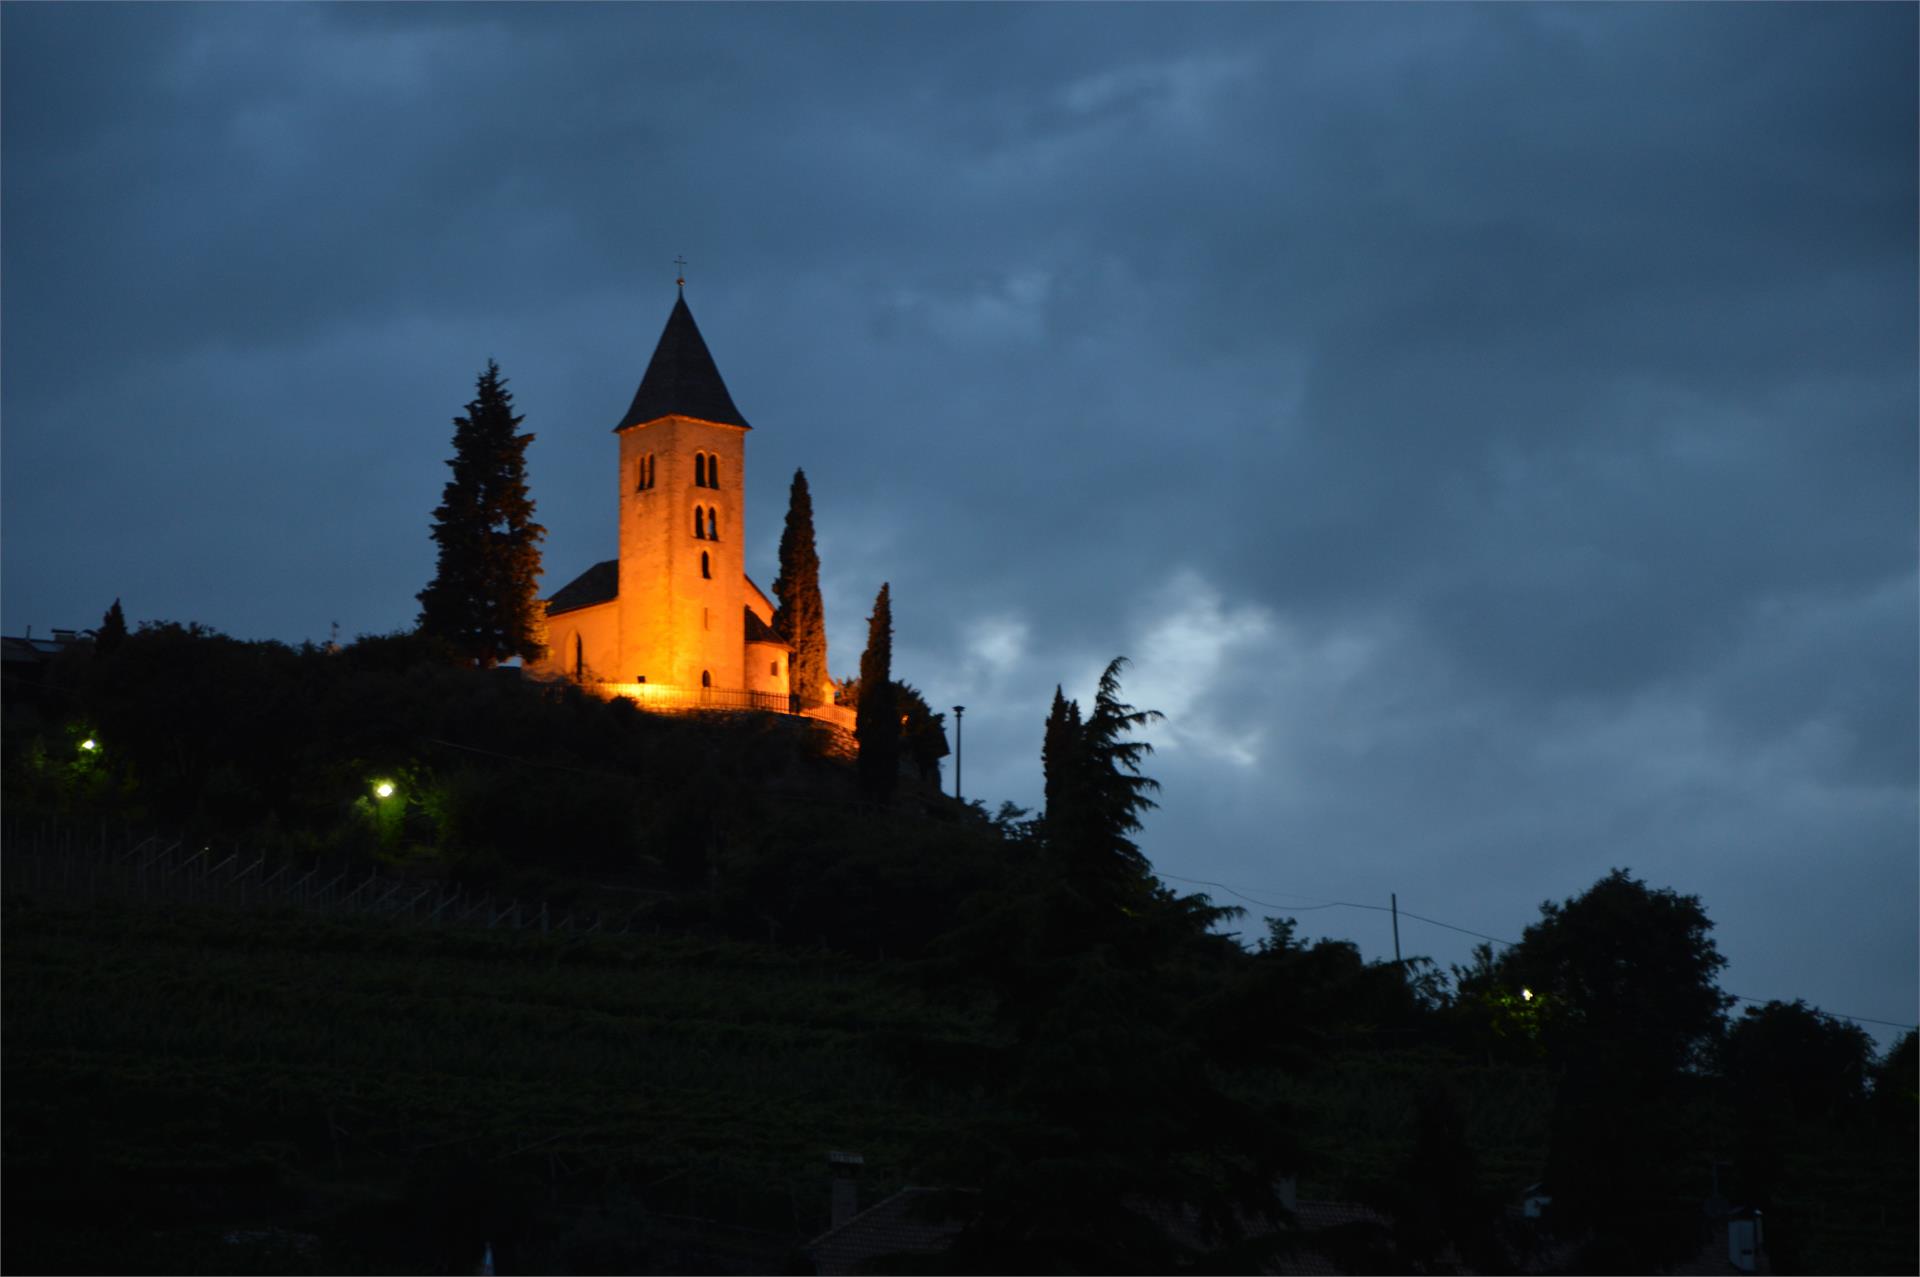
<box><xmin>952</xmin><ymin>705</ymin><xmax>965</xmax><ymax>803</ymax></box>
<box><xmin>1391</xmin><ymin>892</ymin><xmax>1403</xmax><ymax>969</ymax></box>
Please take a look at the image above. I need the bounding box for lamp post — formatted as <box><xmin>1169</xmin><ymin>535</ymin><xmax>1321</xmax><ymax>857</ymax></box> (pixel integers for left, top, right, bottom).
<box><xmin>952</xmin><ymin>705</ymin><xmax>965</xmax><ymax>803</ymax></box>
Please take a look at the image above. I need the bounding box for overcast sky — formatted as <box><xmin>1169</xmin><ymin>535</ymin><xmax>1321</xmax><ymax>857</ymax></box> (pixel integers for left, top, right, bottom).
<box><xmin>4</xmin><ymin>4</ymin><xmax>1914</xmax><ymax>1040</ymax></box>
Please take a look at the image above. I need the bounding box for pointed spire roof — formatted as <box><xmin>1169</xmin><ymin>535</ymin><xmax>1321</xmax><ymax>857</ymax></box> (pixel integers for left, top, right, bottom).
<box><xmin>615</xmin><ymin>292</ymin><xmax>750</xmax><ymax>431</ymax></box>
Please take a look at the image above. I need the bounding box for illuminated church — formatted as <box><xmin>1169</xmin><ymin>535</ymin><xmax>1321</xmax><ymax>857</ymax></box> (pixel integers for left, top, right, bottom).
<box><xmin>528</xmin><ymin>290</ymin><xmax>824</xmax><ymax>712</ymax></box>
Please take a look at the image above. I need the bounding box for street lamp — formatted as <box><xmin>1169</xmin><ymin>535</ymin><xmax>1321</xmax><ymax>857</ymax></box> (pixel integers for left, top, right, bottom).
<box><xmin>951</xmin><ymin>705</ymin><xmax>965</xmax><ymax>803</ymax></box>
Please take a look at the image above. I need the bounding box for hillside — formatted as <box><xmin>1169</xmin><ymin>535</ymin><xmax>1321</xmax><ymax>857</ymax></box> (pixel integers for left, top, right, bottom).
<box><xmin>3</xmin><ymin>902</ymin><xmax>1013</xmax><ymax>1273</ymax></box>
<box><xmin>4</xmin><ymin>626</ymin><xmax>1914</xmax><ymax>1275</ymax></box>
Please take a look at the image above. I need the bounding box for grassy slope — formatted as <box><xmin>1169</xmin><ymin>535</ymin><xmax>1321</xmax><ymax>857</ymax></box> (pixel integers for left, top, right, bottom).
<box><xmin>2</xmin><ymin>903</ymin><xmax>997</xmax><ymax>1273</ymax></box>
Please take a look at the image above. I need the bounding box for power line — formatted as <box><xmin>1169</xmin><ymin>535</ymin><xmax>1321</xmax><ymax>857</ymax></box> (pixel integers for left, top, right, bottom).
<box><xmin>1155</xmin><ymin>871</ymin><xmax>1917</xmax><ymax>1033</ymax></box>
<box><xmin>1723</xmin><ymin>995</ymin><xmax>1916</xmax><ymax>1032</ymax></box>
<box><xmin>1157</xmin><ymin>872</ymin><xmax>1518</xmax><ymax>948</ymax></box>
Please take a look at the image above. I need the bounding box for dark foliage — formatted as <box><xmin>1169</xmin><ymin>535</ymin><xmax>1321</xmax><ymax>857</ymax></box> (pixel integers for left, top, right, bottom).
<box><xmin>1040</xmin><ymin>658</ymin><xmax>1159</xmax><ymax>913</ymax></box>
<box><xmin>925</xmin><ymin>887</ymin><xmax>1298</xmax><ymax>1274</ymax></box>
<box><xmin>771</xmin><ymin>468</ymin><xmax>830</xmax><ymax>706</ymax></box>
<box><xmin>1202</xmin><ymin>917</ymin><xmax>1446</xmax><ymax>1070</ymax></box>
<box><xmin>1460</xmin><ymin>869</ymin><xmax>1733</xmax><ymax>1271</ymax></box>
<box><xmin>5</xmin><ymin>626</ymin><xmax>1911</xmax><ymax>1276</ymax></box>
<box><xmin>417</xmin><ymin>360</ymin><xmax>546</xmax><ymax>667</ymax></box>
<box><xmin>1357</xmin><ymin>1080</ymin><xmax>1512</xmax><ymax>1273</ymax></box>
<box><xmin>1466</xmin><ymin>867</ymin><xmax>1732</xmax><ymax>1080</ymax></box>
<box><xmin>893</xmin><ymin>681</ymin><xmax>950</xmax><ymax>786</ymax></box>
<box><xmin>1040</xmin><ymin>685</ymin><xmax>1079</xmax><ymax>823</ymax></box>
<box><xmin>1722</xmin><ymin>999</ymin><xmax>1875</xmax><ymax>1121</ymax></box>
<box><xmin>837</xmin><ymin>678</ymin><xmax>949</xmax><ymax>789</ymax></box>
<box><xmin>1869</xmin><ymin>1028</ymin><xmax>1917</xmax><ymax>1140</ymax></box>
<box><xmin>97</xmin><ymin>597</ymin><xmax>128</xmax><ymax>652</ymax></box>
<box><xmin>854</xmin><ymin>583</ymin><xmax>897</xmax><ymax>804</ymax></box>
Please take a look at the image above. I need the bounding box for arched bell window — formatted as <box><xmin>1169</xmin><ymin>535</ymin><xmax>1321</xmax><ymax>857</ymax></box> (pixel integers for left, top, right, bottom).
<box><xmin>693</xmin><ymin>505</ymin><xmax>706</xmax><ymax>539</ymax></box>
<box><xmin>706</xmin><ymin>508</ymin><xmax>718</xmax><ymax>541</ymax></box>
<box><xmin>708</xmin><ymin>455</ymin><xmax>721</xmax><ymax>488</ymax></box>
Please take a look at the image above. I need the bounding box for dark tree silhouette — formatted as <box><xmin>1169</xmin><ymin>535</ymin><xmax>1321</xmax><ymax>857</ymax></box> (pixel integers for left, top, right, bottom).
<box><xmin>1468</xmin><ymin>869</ymin><xmax>1734</xmax><ymax>1272</ymax></box>
<box><xmin>1046</xmin><ymin>658</ymin><xmax>1160</xmax><ymax>900</ymax></box>
<box><xmin>1720</xmin><ymin>999</ymin><xmax>1879</xmax><ymax>1214</ymax></box>
<box><xmin>1498</xmin><ymin>867</ymin><xmax>1732</xmax><ymax>1077</ymax></box>
<box><xmin>417</xmin><ymin>361</ymin><xmax>546</xmax><ymax>668</ymax></box>
<box><xmin>1041</xmin><ymin>685</ymin><xmax>1080</xmax><ymax>825</ymax></box>
<box><xmin>771</xmin><ymin>468</ymin><xmax>829</xmax><ymax>706</ymax></box>
<box><xmin>96</xmin><ymin>598</ymin><xmax>128</xmax><ymax>653</ymax></box>
<box><xmin>1363</xmin><ymin>1081</ymin><xmax>1509</xmax><ymax>1274</ymax></box>
<box><xmin>1869</xmin><ymin>1029</ymin><xmax>1918</xmax><ymax>1143</ymax></box>
<box><xmin>854</xmin><ymin>583</ymin><xmax>897</xmax><ymax>802</ymax></box>
<box><xmin>895</xmin><ymin>681</ymin><xmax>950</xmax><ymax>785</ymax></box>
<box><xmin>1722</xmin><ymin>999</ymin><xmax>1875</xmax><ymax>1120</ymax></box>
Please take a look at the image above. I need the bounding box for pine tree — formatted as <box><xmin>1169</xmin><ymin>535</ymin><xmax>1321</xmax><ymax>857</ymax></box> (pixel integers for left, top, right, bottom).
<box><xmin>417</xmin><ymin>361</ymin><xmax>546</xmax><ymax>667</ymax></box>
<box><xmin>1046</xmin><ymin>658</ymin><xmax>1161</xmax><ymax>896</ymax></box>
<box><xmin>854</xmin><ymin>582</ymin><xmax>897</xmax><ymax>802</ymax></box>
<box><xmin>771</xmin><ymin>468</ymin><xmax>829</xmax><ymax>705</ymax></box>
<box><xmin>97</xmin><ymin>598</ymin><xmax>128</xmax><ymax>653</ymax></box>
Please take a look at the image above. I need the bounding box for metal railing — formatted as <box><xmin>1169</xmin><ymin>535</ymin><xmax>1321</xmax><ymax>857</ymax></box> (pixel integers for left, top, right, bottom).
<box><xmin>596</xmin><ymin>681</ymin><xmax>819</xmax><ymax>715</ymax></box>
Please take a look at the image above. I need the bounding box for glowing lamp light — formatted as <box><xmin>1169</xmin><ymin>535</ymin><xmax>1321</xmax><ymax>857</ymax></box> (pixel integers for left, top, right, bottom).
<box><xmin>1520</xmin><ymin>987</ymin><xmax>1534</xmax><ymax>1002</ymax></box>
<box><xmin>79</xmin><ymin>738</ymin><xmax>99</xmax><ymax>752</ymax></box>
<box><xmin>372</xmin><ymin>780</ymin><xmax>396</xmax><ymax>800</ymax></box>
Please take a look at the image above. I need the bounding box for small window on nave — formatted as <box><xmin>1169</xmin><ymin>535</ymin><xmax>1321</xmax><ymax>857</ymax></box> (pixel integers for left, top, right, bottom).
<box><xmin>701</xmin><ymin>670</ymin><xmax>712</xmax><ymax>688</ymax></box>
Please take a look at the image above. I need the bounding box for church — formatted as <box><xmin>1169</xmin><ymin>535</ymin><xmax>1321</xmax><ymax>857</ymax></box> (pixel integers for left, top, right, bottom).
<box><xmin>527</xmin><ymin>289</ymin><xmax>830</xmax><ymax>716</ymax></box>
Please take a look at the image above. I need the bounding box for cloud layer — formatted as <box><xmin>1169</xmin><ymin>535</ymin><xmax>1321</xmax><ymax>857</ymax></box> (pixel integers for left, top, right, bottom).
<box><xmin>5</xmin><ymin>5</ymin><xmax>1913</xmax><ymax>1036</ymax></box>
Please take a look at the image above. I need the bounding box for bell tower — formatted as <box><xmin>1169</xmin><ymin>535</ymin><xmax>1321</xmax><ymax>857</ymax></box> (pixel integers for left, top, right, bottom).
<box><xmin>614</xmin><ymin>289</ymin><xmax>750</xmax><ymax>689</ymax></box>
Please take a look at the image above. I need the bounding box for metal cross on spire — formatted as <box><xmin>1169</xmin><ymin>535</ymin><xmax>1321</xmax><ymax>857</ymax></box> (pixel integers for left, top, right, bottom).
<box><xmin>673</xmin><ymin>255</ymin><xmax>688</xmax><ymax>290</ymax></box>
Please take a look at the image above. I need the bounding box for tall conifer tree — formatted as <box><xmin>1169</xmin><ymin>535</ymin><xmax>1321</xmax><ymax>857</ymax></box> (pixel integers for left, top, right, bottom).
<box><xmin>1041</xmin><ymin>685</ymin><xmax>1081</xmax><ymax>821</ymax></box>
<box><xmin>771</xmin><ymin>468</ymin><xmax>829</xmax><ymax>705</ymax></box>
<box><xmin>1045</xmin><ymin>658</ymin><xmax>1160</xmax><ymax>897</ymax></box>
<box><xmin>97</xmin><ymin>598</ymin><xmax>129</xmax><ymax>653</ymax></box>
<box><xmin>855</xmin><ymin>582</ymin><xmax>898</xmax><ymax>802</ymax></box>
<box><xmin>417</xmin><ymin>360</ymin><xmax>546</xmax><ymax>667</ymax></box>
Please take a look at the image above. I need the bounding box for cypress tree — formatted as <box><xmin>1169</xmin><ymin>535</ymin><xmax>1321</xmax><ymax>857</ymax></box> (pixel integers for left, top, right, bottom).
<box><xmin>1041</xmin><ymin>685</ymin><xmax>1081</xmax><ymax>829</ymax></box>
<box><xmin>855</xmin><ymin>582</ymin><xmax>897</xmax><ymax>802</ymax></box>
<box><xmin>97</xmin><ymin>598</ymin><xmax>128</xmax><ymax>653</ymax></box>
<box><xmin>417</xmin><ymin>361</ymin><xmax>546</xmax><ymax>667</ymax></box>
<box><xmin>771</xmin><ymin>468</ymin><xmax>829</xmax><ymax>705</ymax></box>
